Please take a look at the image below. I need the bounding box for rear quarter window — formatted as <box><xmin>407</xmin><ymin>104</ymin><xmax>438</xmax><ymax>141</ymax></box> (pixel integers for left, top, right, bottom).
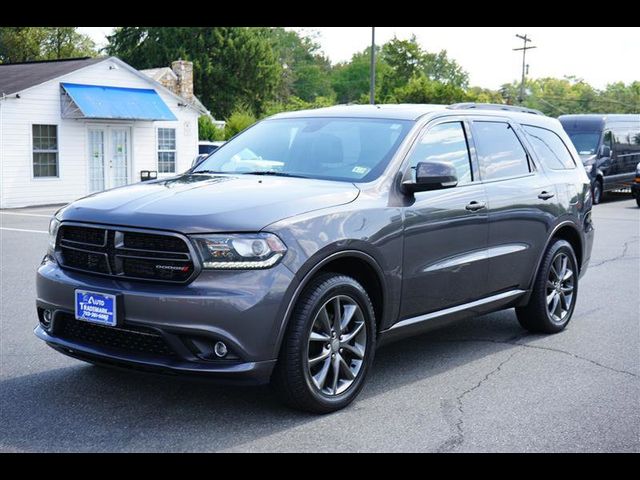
<box><xmin>524</xmin><ymin>125</ymin><xmax>576</xmax><ymax>170</ymax></box>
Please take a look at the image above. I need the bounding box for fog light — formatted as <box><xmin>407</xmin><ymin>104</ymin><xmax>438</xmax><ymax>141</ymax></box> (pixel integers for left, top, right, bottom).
<box><xmin>214</xmin><ymin>341</ymin><xmax>228</xmax><ymax>358</ymax></box>
<box><xmin>42</xmin><ymin>309</ymin><xmax>53</xmax><ymax>328</ymax></box>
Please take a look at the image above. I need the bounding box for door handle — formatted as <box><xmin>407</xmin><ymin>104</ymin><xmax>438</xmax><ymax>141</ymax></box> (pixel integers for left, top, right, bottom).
<box><xmin>465</xmin><ymin>201</ymin><xmax>486</xmax><ymax>211</ymax></box>
<box><xmin>538</xmin><ymin>191</ymin><xmax>555</xmax><ymax>200</ymax></box>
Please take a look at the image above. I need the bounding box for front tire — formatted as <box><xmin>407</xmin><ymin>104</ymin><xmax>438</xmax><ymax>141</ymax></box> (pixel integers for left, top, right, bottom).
<box><xmin>272</xmin><ymin>273</ymin><xmax>376</xmax><ymax>413</ymax></box>
<box><xmin>592</xmin><ymin>179</ymin><xmax>603</xmax><ymax>205</ymax></box>
<box><xmin>516</xmin><ymin>239</ymin><xmax>578</xmax><ymax>333</ymax></box>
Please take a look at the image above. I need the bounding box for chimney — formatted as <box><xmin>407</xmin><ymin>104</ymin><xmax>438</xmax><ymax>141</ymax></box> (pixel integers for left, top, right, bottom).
<box><xmin>171</xmin><ymin>60</ymin><xmax>194</xmax><ymax>102</ymax></box>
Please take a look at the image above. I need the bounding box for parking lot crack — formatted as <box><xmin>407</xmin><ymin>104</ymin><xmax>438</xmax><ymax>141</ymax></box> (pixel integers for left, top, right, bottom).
<box><xmin>589</xmin><ymin>237</ymin><xmax>639</xmax><ymax>268</ymax></box>
<box><xmin>437</xmin><ymin>350</ymin><xmax>519</xmax><ymax>452</ymax></box>
<box><xmin>438</xmin><ymin>337</ymin><xmax>638</xmax><ymax>378</ymax></box>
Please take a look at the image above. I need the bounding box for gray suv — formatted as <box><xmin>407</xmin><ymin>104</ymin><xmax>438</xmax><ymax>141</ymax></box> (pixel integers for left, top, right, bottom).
<box><xmin>35</xmin><ymin>103</ymin><xmax>594</xmax><ymax>413</ymax></box>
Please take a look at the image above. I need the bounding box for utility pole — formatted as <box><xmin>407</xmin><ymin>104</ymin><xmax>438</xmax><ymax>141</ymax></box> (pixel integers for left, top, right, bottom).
<box><xmin>370</xmin><ymin>27</ymin><xmax>376</xmax><ymax>105</ymax></box>
<box><xmin>513</xmin><ymin>34</ymin><xmax>536</xmax><ymax>104</ymax></box>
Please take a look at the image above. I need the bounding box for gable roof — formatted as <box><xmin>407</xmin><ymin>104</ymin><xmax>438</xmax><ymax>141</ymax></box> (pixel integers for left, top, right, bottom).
<box><xmin>139</xmin><ymin>67</ymin><xmax>177</xmax><ymax>82</ymax></box>
<box><xmin>0</xmin><ymin>57</ymin><xmax>105</xmax><ymax>96</ymax></box>
<box><xmin>0</xmin><ymin>56</ymin><xmax>208</xmax><ymax>117</ymax></box>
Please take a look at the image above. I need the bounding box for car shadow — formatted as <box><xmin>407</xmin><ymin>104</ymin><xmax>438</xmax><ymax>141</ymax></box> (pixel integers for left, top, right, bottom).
<box><xmin>0</xmin><ymin>309</ymin><xmax>546</xmax><ymax>452</ymax></box>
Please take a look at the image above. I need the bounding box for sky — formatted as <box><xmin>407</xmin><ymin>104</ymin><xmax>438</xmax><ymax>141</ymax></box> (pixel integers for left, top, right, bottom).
<box><xmin>78</xmin><ymin>27</ymin><xmax>640</xmax><ymax>90</ymax></box>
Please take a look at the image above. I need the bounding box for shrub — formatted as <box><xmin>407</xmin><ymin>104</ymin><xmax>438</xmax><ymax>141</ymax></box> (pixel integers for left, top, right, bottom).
<box><xmin>224</xmin><ymin>106</ymin><xmax>257</xmax><ymax>139</ymax></box>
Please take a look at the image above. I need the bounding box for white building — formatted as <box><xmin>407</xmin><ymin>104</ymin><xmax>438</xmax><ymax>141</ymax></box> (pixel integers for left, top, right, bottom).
<box><xmin>0</xmin><ymin>56</ymin><xmax>208</xmax><ymax>209</ymax></box>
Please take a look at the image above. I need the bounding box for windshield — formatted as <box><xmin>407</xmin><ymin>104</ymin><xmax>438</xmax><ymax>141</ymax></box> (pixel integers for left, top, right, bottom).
<box><xmin>566</xmin><ymin>132</ymin><xmax>601</xmax><ymax>155</ymax></box>
<box><xmin>193</xmin><ymin>117</ymin><xmax>414</xmax><ymax>182</ymax></box>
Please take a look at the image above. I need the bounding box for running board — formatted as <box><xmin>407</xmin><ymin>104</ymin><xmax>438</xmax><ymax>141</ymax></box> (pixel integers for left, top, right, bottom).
<box><xmin>378</xmin><ymin>289</ymin><xmax>526</xmax><ymax>347</ymax></box>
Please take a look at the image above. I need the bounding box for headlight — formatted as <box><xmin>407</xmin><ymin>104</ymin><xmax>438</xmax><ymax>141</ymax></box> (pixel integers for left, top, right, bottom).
<box><xmin>48</xmin><ymin>217</ymin><xmax>60</xmax><ymax>254</ymax></box>
<box><xmin>190</xmin><ymin>233</ymin><xmax>287</xmax><ymax>269</ymax></box>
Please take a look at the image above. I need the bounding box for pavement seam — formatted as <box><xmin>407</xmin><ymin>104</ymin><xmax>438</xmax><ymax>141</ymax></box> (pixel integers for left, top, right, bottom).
<box><xmin>437</xmin><ymin>350</ymin><xmax>520</xmax><ymax>453</ymax></box>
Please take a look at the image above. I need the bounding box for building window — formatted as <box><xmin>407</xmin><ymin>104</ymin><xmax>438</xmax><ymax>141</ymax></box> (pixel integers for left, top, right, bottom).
<box><xmin>157</xmin><ymin>128</ymin><xmax>176</xmax><ymax>173</ymax></box>
<box><xmin>32</xmin><ymin>124</ymin><xmax>59</xmax><ymax>177</ymax></box>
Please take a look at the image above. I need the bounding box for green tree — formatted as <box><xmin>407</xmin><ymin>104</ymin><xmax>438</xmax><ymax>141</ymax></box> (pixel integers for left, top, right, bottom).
<box><xmin>330</xmin><ymin>47</ymin><xmax>388</xmax><ymax>103</ymax></box>
<box><xmin>0</xmin><ymin>27</ymin><xmax>95</xmax><ymax>63</ymax></box>
<box><xmin>389</xmin><ymin>74</ymin><xmax>468</xmax><ymax>104</ymax></box>
<box><xmin>422</xmin><ymin>49</ymin><xmax>469</xmax><ymax>88</ymax></box>
<box><xmin>106</xmin><ymin>27</ymin><xmax>280</xmax><ymax>118</ymax></box>
<box><xmin>379</xmin><ymin>36</ymin><xmax>424</xmax><ymax>99</ymax></box>
<box><xmin>41</xmin><ymin>27</ymin><xmax>96</xmax><ymax>59</ymax></box>
<box><xmin>262</xmin><ymin>28</ymin><xmax>334</xmax><ymax>102</ymax></box>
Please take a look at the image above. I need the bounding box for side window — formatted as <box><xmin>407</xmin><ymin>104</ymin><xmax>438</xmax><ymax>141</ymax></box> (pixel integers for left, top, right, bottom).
<box><xmin>473</xmin><ymin>121</ymin><xmax>530</xmax><ymax>181</ymax></box>
<box><xmin>32</xmin><ymin>124</ymin><xmax>59</xmax><ymax>177</ymax></box>
<box><xmin>611</xmin><ymin>128</ymin><xmax>630</xmax><ymax>156</ymax></box>
<box><xmin>523</xmin><ymin>125</ymin><xmax>576</xmax><ymax>170</ymax></box>
<box><xmin>157</xmin><ymin>128</ymin><xmax>177</xmax><ymax>173</ymax></box>
<box><xmin>407</xmin><ymin>122</ymin><xmax>472</xmax><ymax>185</ymax></box>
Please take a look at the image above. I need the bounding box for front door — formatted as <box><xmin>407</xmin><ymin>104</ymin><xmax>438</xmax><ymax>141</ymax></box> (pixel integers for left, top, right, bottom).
<box><xmin>88</xmin><ymin>126</ymin><xmax>130</xmax><ymax>193</ymax></box>
<box><xmin>400</xmin><ymin>120</ymin><xmax>490</xmax><ymax>320</ymax></box>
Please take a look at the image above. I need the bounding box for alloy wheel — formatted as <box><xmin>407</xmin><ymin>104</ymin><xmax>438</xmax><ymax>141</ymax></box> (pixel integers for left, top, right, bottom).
<box><xmin>306</xmin><ymin>295</ymin><xmax>367</xmax><ymax>396</ymax></box>
<box><xmin>546</xmin><ymin>252</ymin><xmax>575</xmax><ymax>324</ymax></box>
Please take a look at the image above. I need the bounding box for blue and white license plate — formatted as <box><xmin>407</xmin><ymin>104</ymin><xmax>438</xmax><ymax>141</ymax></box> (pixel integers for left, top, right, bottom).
<box><xmin>75</xmin><ymin>289</ymin><xmax>117</xmax><ymax>327</ymax></box>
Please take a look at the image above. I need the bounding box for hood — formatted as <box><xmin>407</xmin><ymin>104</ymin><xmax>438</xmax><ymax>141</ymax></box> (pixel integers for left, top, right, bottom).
<box><xmin>57</xmin><ymin>174</ymin><xmax>360</xmax><ymax>233</ymax></box>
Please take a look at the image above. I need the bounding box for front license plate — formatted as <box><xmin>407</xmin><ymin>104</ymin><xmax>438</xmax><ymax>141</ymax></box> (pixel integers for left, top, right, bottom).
<box><xmin>75</xmin><ymin>289</ymin><xmax>117</xmax><ymax>327</ymax></box>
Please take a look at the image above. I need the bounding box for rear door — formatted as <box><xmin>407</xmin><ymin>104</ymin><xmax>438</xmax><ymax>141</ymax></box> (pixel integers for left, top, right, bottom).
<box><xmin>470</xmin><ymin>118</ymin><xmax>556</xmax><ymax>295</ymax></box>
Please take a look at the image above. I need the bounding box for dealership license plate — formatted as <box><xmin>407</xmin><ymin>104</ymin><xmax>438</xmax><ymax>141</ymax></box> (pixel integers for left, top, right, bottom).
<box><xmin>75</xmin><ymin>290</ymin><xmax>117</xmax><ymax>327</ymax></box>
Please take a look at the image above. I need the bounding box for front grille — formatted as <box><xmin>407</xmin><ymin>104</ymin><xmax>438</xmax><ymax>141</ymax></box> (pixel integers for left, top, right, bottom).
<box><xmin>56</xmin><ymin>314</ymin><xmax>176</xmax><ymax>357</ymax></box>
<box><xmin>56</xmin><ymin>224</ymin><xmax>195</xmax><ymax>283</ymax></box>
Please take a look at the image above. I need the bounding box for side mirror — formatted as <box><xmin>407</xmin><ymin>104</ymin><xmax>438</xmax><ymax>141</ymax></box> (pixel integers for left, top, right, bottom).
<box><xmin>402</xmin><ymin>161</ymin><xmax>458</xmax><ymax>194</ymax></box>
<box><xmin>600</xmin><ymin>145</ymin><xmax>611</xmax><ymax>158</ymax></box>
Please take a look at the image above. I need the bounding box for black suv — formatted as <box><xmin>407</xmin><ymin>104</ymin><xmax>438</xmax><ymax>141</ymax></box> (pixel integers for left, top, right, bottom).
<box><xmin>36</xmin><ymin>103</ymin><xmax>594</xmax><ymax>413</ymax></box>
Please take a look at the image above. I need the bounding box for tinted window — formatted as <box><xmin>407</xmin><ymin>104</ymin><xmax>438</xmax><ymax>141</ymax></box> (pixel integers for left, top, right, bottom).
<box><xmin>194</xmin><ymin>117</ymin><xmax>413</xmax><ymax>182</ymax></box>
<box><xmin>474</xmin><ymin>122</ymin><xmax>530</xmax><ymax>180</ymax></box>
<box><xmin>524</xmin><ymin>125</ymin><xmax>576</xmax><ymax>170</ymax></box>
<box><xmin>407</xmin><ymin>122</ymin><xmax>472</xmax><ymax>184</ymax></box>
<box><xmin>612</xmin><ymin>127</ymin><xmax>632</xmax><ymax>155</ymax></box>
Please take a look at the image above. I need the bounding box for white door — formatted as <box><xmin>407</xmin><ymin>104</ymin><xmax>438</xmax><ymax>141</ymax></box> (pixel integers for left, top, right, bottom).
<box><xmin>88</xmin><ymin>126</ymin><xmax>131</xmax><ymax>193</ymax></box>
<box><xmin>88</xmin><ymin>128</ymin><xmax>105</xmax><ymax>192</ymax></box>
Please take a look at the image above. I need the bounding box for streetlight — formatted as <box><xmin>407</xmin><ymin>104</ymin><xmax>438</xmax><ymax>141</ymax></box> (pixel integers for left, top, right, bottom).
<box><xmin>370</xmin><ymin>27</ymin><xmax>376</xmax><ymax>105</ymax></box>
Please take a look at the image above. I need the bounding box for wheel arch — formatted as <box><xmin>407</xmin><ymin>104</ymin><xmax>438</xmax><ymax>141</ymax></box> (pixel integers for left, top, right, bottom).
<box><xmin>529</xmin><ymin>221</ymin><xmax>583</xmax><ymax>288</ymax></box>
<box><xmin>272</xmin><ymin>250</ymin><xmax>389</xmax><ymax>360</ymax></box>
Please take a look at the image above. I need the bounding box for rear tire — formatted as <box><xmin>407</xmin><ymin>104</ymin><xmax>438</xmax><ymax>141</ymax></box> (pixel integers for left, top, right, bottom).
<box><xmin>271</xmin><ymin>273</ymin><xmax>376</xmax><ymax>413</ymax></box>
<box><xmin>516</xmin><ymin>239</ymin><xmax>578</xmax><ymax>334</ymax></box>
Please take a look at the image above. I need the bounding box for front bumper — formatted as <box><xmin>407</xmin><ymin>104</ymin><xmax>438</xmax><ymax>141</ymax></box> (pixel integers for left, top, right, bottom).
<box><xmin>35</xmin><ymin>258</ymin><xmax>297</xmax><ymax>384</ymax></box>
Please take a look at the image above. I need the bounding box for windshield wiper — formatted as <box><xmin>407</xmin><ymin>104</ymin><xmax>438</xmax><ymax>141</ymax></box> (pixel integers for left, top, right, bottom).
<box><xmin>191</xmin><ymin>170</ymin><xmax>224</xmax><ymax>174</ymax></box>
<box><xmin>241</xmin><ymin>171</ymin><xmax>309</xmax><ymax>179</ymax></box>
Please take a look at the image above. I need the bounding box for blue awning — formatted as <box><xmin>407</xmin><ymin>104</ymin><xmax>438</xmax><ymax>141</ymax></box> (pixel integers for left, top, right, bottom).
<box><xmin>60</xmin><ymin>82</ymin><xmax>177</xmax><ymax>121</ymax></box>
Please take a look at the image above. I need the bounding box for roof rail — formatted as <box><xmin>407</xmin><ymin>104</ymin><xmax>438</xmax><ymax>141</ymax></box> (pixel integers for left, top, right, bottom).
<box><xmin>447</xmin><ymin>103</ymin><xmax>544</xmax><ymax>116</ymax></box>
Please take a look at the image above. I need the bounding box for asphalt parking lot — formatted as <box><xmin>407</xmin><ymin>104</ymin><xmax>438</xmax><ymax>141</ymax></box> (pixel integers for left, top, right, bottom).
<box><xmin>1</xmin><ymin>195</ymin><xmax>638</xmax><ymax>452</ymax></box>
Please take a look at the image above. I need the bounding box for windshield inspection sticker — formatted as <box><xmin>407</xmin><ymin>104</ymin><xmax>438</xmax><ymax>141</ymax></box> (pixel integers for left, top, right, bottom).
<box><xmin>352</xmin><ymin>166</ymin><xmax>370</xmax><ymax>175</ymax></box>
